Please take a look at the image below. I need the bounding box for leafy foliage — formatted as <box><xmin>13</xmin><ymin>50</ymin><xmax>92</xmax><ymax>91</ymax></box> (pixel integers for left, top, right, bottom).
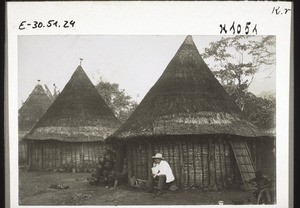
<box><xmin>96</xmin><ymin>80</ymin><xmax>138</xmax><ymax>123</ymax></box>
<box><xmin>202</xmin><ymin>36</ymin><xmax>275</xmax><ymax>110</ymax></box>
<box><xmin>242</xmin><ymin>92</ymin><xmax>275</xmax><ymax>129</ymax></box>
<box><xmin>203</xmin><ymin>36</ymin><xmax>276</xmax><ymax>129</ymax></box>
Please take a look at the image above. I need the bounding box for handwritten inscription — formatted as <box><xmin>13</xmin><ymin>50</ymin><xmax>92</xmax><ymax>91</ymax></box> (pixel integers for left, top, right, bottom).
<box><xmin>272</xmin><ymin>6</ymin><xmax>291</xmax><ymax>15</ymax></box>
<box><xmin>219</xmin><ymin>22</ymin><xmax>257</xmax><ymax>35</ymax></box>
<box><xmin>19</xmin><ymin>20</ymin><xmax>75</xmax><ymax>30</ymax></box>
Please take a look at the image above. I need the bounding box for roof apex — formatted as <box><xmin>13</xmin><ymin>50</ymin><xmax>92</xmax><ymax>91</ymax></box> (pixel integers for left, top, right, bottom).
<box><xmin>183</xmin><ymin>35</ymin><xmax>194</xmax><ymax>45</ymax></box>
<box><xmin>110</xmin><ymin>36</ymin><xmax>260</xmax><ymax>140</ymax></box>
<box><xmin>75</xmin><ymin>65</ymin><xmax>84</xmax><ymax>72</ymax></box>
<box><xmin>25</xmin><ymin>65</ymin><xmax>121</xmax><ymax>142</ymax></box>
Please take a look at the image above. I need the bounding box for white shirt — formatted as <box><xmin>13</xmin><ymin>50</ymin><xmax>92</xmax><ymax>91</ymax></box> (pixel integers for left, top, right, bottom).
<box><xmin>151</xmin><ymin>160</ymin><xmax>175</xmax><ymax>183</ymax></box>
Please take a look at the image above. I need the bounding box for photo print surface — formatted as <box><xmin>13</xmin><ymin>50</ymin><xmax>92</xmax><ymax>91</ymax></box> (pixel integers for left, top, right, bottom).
<box><xmin>6</xmin><ymin>2</ymin><xmax>291</xmax><ymax>208</ymax></box>
<box><xmin>18</xmin><ymin>35</ymin><xmax>276</xmax><ymax>205</ymax></box>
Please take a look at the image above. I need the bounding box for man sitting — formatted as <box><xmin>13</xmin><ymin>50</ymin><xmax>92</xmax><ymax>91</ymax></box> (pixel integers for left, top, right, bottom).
<box><xmin>147</xmin><ymin>153</ymin><xmax>175</xmax><ymax>195</ymax></box>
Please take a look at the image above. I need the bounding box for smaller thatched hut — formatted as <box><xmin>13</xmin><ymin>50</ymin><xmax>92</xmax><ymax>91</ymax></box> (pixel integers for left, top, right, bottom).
<box><xmin>25</xmin><ymin>66</ymin><xmax>121</xmax><ymax>172</ymax></box>
<box><xmin>18</xmin><ymin>83</ymin><xmax>53</xmax><ymax>164</ymax></box>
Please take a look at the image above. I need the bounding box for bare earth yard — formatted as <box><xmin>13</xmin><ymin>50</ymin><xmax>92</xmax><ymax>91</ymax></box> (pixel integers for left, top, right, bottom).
<box><xmin>19</xmin><ymin>171</ymin><xmax>254</xmax><ymax>205</ymax></box>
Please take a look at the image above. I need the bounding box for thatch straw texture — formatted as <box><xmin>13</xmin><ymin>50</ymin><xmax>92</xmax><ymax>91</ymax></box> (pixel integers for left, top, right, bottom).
<box><xmin>259</xmin><ymin>127</ymin><xmax>276</xmax><ymax>137</ymax></box>
<box><xmin>26</xmin><ymin>66</ymin><xmax>121</xmax><ymax>142</ymax></box>
<box><xmin>19</xmin><ymin>84</ymin><xmax>53</xmax><ymax>135</ymax></box>
<box><xmin>44</xmin><ymin>84</ymin><xmax>55</xmax><ymax>101</ymax></box>
<box><xmin>111</xmin><ymin>36</ymin><xmax>260</xmax><ymax>140</ymax></box>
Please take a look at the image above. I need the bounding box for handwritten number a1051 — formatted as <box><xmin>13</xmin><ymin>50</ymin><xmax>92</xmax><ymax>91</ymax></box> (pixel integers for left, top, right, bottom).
<box><xmin>220</xmin><ymin>22</ymin><xmax>257</xmax><ymax>35</ymax></box>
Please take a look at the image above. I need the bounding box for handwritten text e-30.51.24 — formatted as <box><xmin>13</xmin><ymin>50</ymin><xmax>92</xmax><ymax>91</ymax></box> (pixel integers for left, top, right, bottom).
<box><xmin>19</xmin><ymin>20</ymin><xmax>75</xmax><ymax>30</ymax></box>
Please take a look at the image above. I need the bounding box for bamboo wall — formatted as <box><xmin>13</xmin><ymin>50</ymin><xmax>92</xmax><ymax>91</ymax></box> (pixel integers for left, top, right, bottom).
<box><xmin>126</xmin><ymin>136</ymin><xmax>237</xmax><ymax>189</ymax></box>
<box><xmin>19</xmin><ymin>141</ymin><xmax>27</xmax><ymax>164</ymax></box>
<box><xmin>27</xmin><ymin>140</ymin><xmax>111</xmax><ymax>172</ymax></box>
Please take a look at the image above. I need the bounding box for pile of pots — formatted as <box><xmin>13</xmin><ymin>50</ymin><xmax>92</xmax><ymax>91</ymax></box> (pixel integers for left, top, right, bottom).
<box><xmin>88</xmin><ymin>149</ymin><xmax>116</xmax><ymax>187</ymax></box>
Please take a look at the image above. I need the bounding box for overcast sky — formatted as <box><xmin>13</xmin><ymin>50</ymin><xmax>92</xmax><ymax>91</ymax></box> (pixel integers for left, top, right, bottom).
<box><xmin>18</xmin><ymin>35</ymin><xmax>275</xmax><ymax>108</ymax></box>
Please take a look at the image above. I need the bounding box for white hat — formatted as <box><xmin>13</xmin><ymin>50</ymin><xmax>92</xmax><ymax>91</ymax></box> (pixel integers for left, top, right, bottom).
<box><xmin>152</xmin><ymin>153</ymin><xmax>164</xmax><ymax>160</ymax></box>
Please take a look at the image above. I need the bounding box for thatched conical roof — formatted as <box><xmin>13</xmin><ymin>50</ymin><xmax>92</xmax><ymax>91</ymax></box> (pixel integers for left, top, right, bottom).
<box><xmin>44</xmin><ymin>84</ymin><xmax>55</xmax><ymax>101</ymax></box>
<box><xmin>19</xmin><ymin>84</ymin><xmax>53</xmax><ymax>140</ymax></box>
<box><xmin>25</xmin><ymin>66</ymin><xmax>121</xmax><ymax>142</ymax></box>
<box><xmin>110</xmin><ymin>36</ymin><xmax>260</xmax><ymax>140</ymax></box>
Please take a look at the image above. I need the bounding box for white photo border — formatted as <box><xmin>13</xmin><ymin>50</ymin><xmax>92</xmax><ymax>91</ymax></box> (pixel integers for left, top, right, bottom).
<box><xmin>6</xmin><ymin>1</ymin><xmax>292</xmax><ymax>208</ymax></box>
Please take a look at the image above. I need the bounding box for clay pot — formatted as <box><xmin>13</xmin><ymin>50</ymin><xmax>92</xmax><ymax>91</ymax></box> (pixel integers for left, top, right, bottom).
<box><xmin>98</xmin><ymin>157</ymin><xmax>105</xmax><ymax>164</ymax></box>
<box><xmin>103</xmin><ymin>161</ymin><xmax>113</xmax><ymax>171</ymax></box>
<box><xmin>102</xmin><ymin>169</ymin><xmax>109</xmax><ymax>177</ymax></box>
<box><xmin>104</xmin><ymin>154</ymin><xmax>113</xmax><ymax>162</ymax></box>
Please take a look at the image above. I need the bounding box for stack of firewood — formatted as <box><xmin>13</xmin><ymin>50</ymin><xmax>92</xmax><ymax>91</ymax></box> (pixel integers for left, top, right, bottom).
<box><xmin>88</xmin><ymin>149</ymin><xmax>116</xmax><ymax>186</ymax></box>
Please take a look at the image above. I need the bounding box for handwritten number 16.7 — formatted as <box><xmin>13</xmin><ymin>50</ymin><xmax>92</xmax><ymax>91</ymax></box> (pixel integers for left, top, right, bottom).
<box><xmin>272</xmin><ymin>6</ymin><xmax>291</xmax><ymax>15</ymax></box>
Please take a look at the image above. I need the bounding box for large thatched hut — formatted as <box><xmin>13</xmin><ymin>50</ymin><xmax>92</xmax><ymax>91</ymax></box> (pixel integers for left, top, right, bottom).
<box><xmin>25</xmin><ymin>66</ymin><xmax>121</xmax><ymax>172</ymax></box>
<box><xmin>109</xmin><ymin>36</ymin><xmax>266</xmax><ymax>190</ymax></box>
<box><xmin>19</xmin><ymin>83</ymin><xmax>53</xmax><ymax>164</ymax></box>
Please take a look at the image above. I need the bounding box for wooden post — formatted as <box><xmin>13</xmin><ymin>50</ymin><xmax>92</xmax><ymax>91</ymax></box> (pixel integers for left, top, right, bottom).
<box><xmin>161</xmin><ymin>142</ymin><xmax>165</xmax><ymax>158</ymax></box>
<box><xmin>252</xmin><ymin>141</ymin><xmax>257</xmax><ymax>166</ymax></box>
<box><xmin>178</xmin><ymin>140</ymin><xmax>185</xmax><ymax>189</ymax></box>
<box><xmin>51</xmin><ymin>142</ymin><xmax>54</xmax><ymax>170</ymax></box>
<box><xmin>208</xmin><ymin>141</ymin><xmax>215</xmax><ymax>186</ymax></box>
<box><xmin>200</xmin><ymin>141</ymin><xmax>204</xmax><ymax>187</ymax></box>
<box><xmin>191</xmin><ymin>139</ymin><xmax>196</xmax><ymax>186</ymax></box>
<box><xmin>87</xmin><ymin>143</ymin><xmax>90</xmax><ymax>162</ymax></box>
<box><xmin>186</xmin><ymin>139</ymin><xmax>190</xmax><ymax>187</ymax></box>
<box><xmin>40</xmin><ymin>143</ymin><xmax>43</xmax><ymax>170</ymax></box>
<box><xmin>74</xmin><ymin>144</ymin><xmax>77</xmax><ymax>172</ymax></box>
<box><xmin>53</xmin><ymin>142</ymin><xmax>56</xmax><ymax>169</ymax></box>
<box><xmin>216</xmin><ymin>139</ymin><xmax>221</xmax><ymax>185</ymax></box>
<box><xmin>225</xmin><ymin>141</ymin><xmax>232</xmax><ymax>180</ymax></box>
<box><xmin>218</xmin><ymin>139</ymin><xmax>224</xmax><ymax>185</ymax></box>
<box><xmin>148</xmin><ymin>141</ymin><xmax>153</xmax><ymax>179</ymax></box>
<box><xmin>136</xmin><ymin>143</ymin><xmax>141</xmax><ymax>179</ymax></box>
<box><xmin>126</xmin><ymin>143</ymin><xmax>133</xmax><ymax>182</ymax></box>
<box><xmin>27</xmin><ymin>141</ymin><xmax>31</xmax><ymax>170</ymax></box>
<box><xmin>71</xmin><ymin>144</ymin><xmax>74</xmax><ymax>170</ymax></box>
<box><xmin>80</xmin><ymin>143</ymin><xmax>84</xmax><ymax>170</ymax></box>
<box><xmin>171</xmin><ymin>142</ymin><xmax>177</xmax><ymax>183</ymax></box>
<box><xmin>115</xmin><ymin>144</ymin><xmax>121</xmax><ymax>176</ymax></box>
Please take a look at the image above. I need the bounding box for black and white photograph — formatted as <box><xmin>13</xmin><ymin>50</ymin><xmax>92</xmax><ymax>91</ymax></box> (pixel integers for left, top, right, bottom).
<box><xmin>6</xmin><ymin>2</ymin><xmax>292</xmax><ymax>208</ymax></box>
<box><xmin>18</xmin><ymin>35</ymin><xmax>276</xmax><ymax>205</ymax></box>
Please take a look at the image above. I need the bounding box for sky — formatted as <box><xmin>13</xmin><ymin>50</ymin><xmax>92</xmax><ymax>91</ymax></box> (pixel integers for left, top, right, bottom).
<box><xmin>18</xmin><ymin>35</ymin><xmax>275</xmax><ymax>108</ymax></box>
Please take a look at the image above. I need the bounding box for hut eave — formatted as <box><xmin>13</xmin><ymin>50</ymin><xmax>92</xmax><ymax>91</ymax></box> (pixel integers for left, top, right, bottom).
<box><xmin>26</xmin><ymin>125</ymin><xmax>119</xmax><ymax>142</ymax></box>
<box><xmin>109</xmin><ymin>112</ymin><xmax>262</xmax><ymax>141</ymax></box>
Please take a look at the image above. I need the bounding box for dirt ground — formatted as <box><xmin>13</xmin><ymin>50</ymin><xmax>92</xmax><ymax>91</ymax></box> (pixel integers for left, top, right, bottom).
<box><xmin>19</xmin><ymin>171</ymin><xmax>255</xmax><ymax>205</ymax></box>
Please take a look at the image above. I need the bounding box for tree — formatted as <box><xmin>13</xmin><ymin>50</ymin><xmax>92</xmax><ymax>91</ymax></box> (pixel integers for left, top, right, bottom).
<box><xmin>242</xmin><ymin>92</ymin><xmax>275</xmax><ymax>129</ymax></box>
<box><xmin>202</xmin><ymin>36</ymin><xmax>275</xmax><ymax>110</ymax></box>
<box><xmin>96</xmin><ymin>80</ymin><xmax>138</xmax><ymax>123</ymax></box>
